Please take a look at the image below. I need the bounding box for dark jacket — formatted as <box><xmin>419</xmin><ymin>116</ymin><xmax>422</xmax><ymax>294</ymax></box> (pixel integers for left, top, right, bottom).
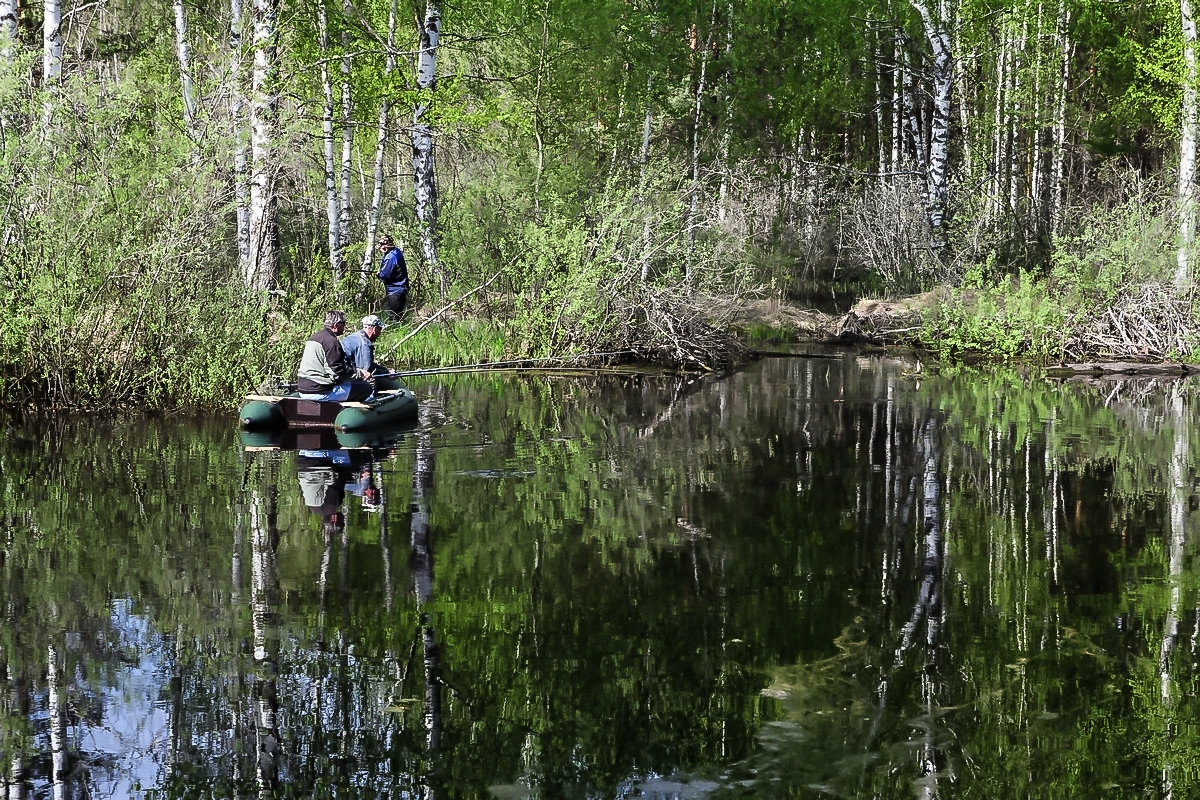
<box><xmin>297</xmin><ymin>327</ymin><xmax>355</xmax><ymax>393</ymax></box>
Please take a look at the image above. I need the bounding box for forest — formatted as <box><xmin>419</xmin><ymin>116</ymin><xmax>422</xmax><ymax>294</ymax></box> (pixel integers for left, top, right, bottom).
<box><xmin>2</xmin><ymin>0</ymin><xmax>1200</xmax><ymax>407</ymax></box>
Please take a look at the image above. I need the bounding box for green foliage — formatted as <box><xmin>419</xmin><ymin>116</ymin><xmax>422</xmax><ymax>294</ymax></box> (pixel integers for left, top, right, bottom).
<box><xmin>925</xmin><ymin>269</ymin><xmax>1067</xmax><ymax>361</ymax></box>
<box><xmin>1048</xmin><ymin>184</ymin><xmax>1176</xmax><ymax>305</ymax></box>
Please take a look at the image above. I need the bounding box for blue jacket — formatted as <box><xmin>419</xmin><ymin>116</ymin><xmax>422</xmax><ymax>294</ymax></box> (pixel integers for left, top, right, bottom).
<box><xmin>341</xmin><ymin>329</ymin><xmax>375</xmax><ymax>372</ymax></box>
<box><xmin>378</xmin><ymin>247</ymin><xmax>408</xmax><ymax>295</ymax></box>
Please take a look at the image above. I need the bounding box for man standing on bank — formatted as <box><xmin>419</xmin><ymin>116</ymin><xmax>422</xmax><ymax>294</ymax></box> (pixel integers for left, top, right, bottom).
<box><xmin>377</xmin><ymin>235</ymin><xmax>409</xmax><ymax>322</ymax></box>
<box><xmin>297</xmin><ymin>310</ymin><xmax>374</xmax><ymax>402</ymax></box>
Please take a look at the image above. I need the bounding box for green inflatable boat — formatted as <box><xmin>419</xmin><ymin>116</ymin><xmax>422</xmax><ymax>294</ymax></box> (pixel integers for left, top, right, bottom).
<box><xmin>239</xmin><ymin>387</ymin><xmax>418</xmax><ymax>433</ymax></box>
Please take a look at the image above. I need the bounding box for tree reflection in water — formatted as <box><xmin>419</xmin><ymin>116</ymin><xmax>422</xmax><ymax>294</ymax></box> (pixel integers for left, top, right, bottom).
<box><xmin>4</xmin><ymin>362</ymin><xmax>1200</xmax><ymax>796</ymax></box>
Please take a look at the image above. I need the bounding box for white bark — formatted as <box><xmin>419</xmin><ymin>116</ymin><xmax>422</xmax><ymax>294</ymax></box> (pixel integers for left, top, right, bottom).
<box><xmin>1007</xmin><ymin>12</ymin><xmax>1027</xmax><ymax>214</ymax></box>
<box><xmin>686</xmin><ymin>0</ymin><xmax>718</xmax><ymax>285</ymax></box>
<box><xmin>173</xmin><ymin>0</ymin><xmax>198</xmax><ymax>147</ymax></box>
<box><xmin>988</xmin><ymin>29</ymin><xmax>1008</xmax><ymax>221</ymax></box>
<box><xmin>338</xmin><ymin>1</ymin><xmax>353</xmax><ymax>260</ymax></box>
<box><xmin>318</xmin><ymin>0</ymin><xmax>340</xmax><ymax>277</ymax></box>
<box><xmin>638</xmin><ymin>68</ymin><xmax>654</xmax><ymax>282</ymax></box>
<box><xmin>1160</xmin><ymin>389</ymin><xmax>1188</xmax><ymax>703</ymax></box>
<box><xmin>532</xmin><ymin>0</ymin><xmax>550</xmax><ymax>220</ymax></box>
<box><xmin>0</xmin><ymin>0</ymin><xmax>16</xmax><ymax>61</ymax></box>
<box><xmin>249</xmin><ymin>489</ymin><xmax>279</xmax><ymax>793</ymax></box>
<box><xmin>892</xmin><ymin>42</ymin><xmax>903</xmax><ymax>175</ymax></box>
<box><xmin>246</xmin><ymin>0</ymin><xmax>281</xmax><ymax>289</ymax></box>
<box><xmin>1030</xmin><ymin>0</ymin><xmax>1044</xmax><ymax>219</ymax></box>
<box><xmin>716</xmin><ymin>0</ymin><xmax>733</xmax><ymax>223</ymax></box>
<box><xmin>909</xmin><ymin>0</ymin><xmax>953</xmax><ymax>242</ymax></box>
<box><xmin>42</xmin><ymin>0</ymin><xmax>62</xmax><ymax>134</ymax></box>
<box><xmin>47</xmin><ymin>644</ymin><xmax>67</xmax><ymax>800</ymax></box>
<box><xmin>360</xmin><ymin>0</ymin><xmax>399</xmax><ymax>279</ymax></box>
<box><xmin>413</xmin><ymin>0</ymin><xmax>442</xmax><ymax>292</ymax></box>
<box><xmin>230</xmin><ymin>0</ymin><xmax>251</xmax><ymax>274</ymax></box>
<box><xmin>1178</xmin><ymin>0</ymin><xmax>1199</xmax><ymax>287</ymax></box>
<box><xmin>1050</xmin><ymin>0</ymin><xmax>1070</xmax><ymax>235</ymax></box>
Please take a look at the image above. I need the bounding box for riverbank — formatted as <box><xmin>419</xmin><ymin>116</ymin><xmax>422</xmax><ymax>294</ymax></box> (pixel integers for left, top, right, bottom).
<box><xmin>724</xmin><ymin>281</ymin><xmax>1200</xmax><ymax>374</ymax></box>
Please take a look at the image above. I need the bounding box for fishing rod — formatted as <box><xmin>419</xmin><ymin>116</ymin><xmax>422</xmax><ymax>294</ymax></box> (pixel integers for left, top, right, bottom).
<box><xmin>372</xmin><ymin>350</ymin><xmax>638</xmax><ymax>380</ymax></box>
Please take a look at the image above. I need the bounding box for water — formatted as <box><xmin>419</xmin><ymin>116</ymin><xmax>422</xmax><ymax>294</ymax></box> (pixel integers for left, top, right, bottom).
<box><xmin>3</xmin><ymin>353</ymin><xmax>1200</xmax><ymax>798</ymax></box>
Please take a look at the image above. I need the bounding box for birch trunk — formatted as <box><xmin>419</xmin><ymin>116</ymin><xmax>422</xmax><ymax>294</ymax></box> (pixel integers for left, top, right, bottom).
<box><xmin>410</xmin><ymin>405</ymin><xmax>441</xmax><ymax>757</ymax></box>
<box><xmin>686</xmin><ymin>0</ymin><xmax>718</xmax><ymax>286</ymax></box>
<box><xmin>532</xmin><ymin>0</ymin><xmax>550</xmax><ymax>221</ymax></box>
<box><xmin>638</xmin><ymin>15</ymin><xmax>657</xmax><ymax>282</ymax></box>
<box><xmin>42</xmin><ymin>0</ymin><xmax>62</xmax><ymax>134</ymax></box>
<box><xmin>1160</xmin><ymin>388</ymin><xmax>1188</xmax><ymax>704</ymax></box>
<box><xmin>638</xmin><ymin>68</ymin><xmax>654</xmax><ymax>282</ymax></box>
<box><xmin>1007</xmin><ymin>12</ymin><xmax>1026</xmax><ymax>215</ymax></box>
<box><xmin>230</xmin><ymin>0</ymin><xmax>251</xmax><ymax>275</ymax></box>
<box><xmin>246</xmin><ymin>0</ymin><xmax>281</xmax><ymax>289</ymax></box>
<box><xmin>988</xmin><ymin>29</ymin><xmax>1009</xmax><ymax>222</ymax></box>
<box><xmin>1030</xmin><ymin>0</ymin><xmax>1045</xmax><ymax>221</ymax></box>
<box><xmin>250</xmin><ymin>487</ymin><xmax>280</xmax><ymax>795</ymax></box>
<box><xmin>360</xmin><ymin>0</ymin><xmax>399</xmax><ymax>280</ymax></box>
<box><xmin>1178</xmin><ymin>0</ymin><xmax>1199</xmax><ymax>287</ymax></box>
<box><xmin>47</xmin><ymin>644</ymin><xmax>67</xmax><ymax>800</ymax></box>
<box><xmin>173</xmin><ymin>0</ymin><xmax>198</xmax><ymax>148</ymax></box>
<box><xmin>1</xmin><ymin>0</ymin><xmax>17</xmax><ymax>61</ymax></box>
<box><xmin>413</xmin><ymin>1</ymin><xmax>442</xmax><ymax>294</ymax></box>
<box><xmin>909</xmin><ymin>0</ymin><xmax>952</xmax><ymax>243</ymax></box>
<box><xmin>338</xmin><ymin>4</ymin><xmax>353</xmax><ymax>260</ymax></box>
<box><xmin>1050</xmin><ymin>0</ymin><xmax>1070</xmax><ymax>235</ymax></box>
<box><xmin>716</xmin><ymin>0</ymin><xmax>733</xmax><ymax>223</ymax></box>
<box><xmin>318</xmin><ymin>0</ymin><xmax>341</xmax><ymax>277</ymax></box>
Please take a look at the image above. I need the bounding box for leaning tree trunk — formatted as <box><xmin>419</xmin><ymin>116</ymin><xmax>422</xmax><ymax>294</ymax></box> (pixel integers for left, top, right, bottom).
<box><xmin>246</xmin><ymin>0</ymin><xmax>281</xmax><ymax>289</ymax></box>
<box><xmin>1178</xmin><ymin>0</ymin><xmax>1199</xmax><ymax>288</ymax></box>
<box><xmin>413</xmin><ymin>0</ymin><xmax>442</xmax><ymax>295</ymax></box>
<box><xmin>42</xmin><ymin>0</ymin><xmax>62</xmax><ymax>135</ymax></box>
<box><xmin>360</xmin><ymin>0</ymin><xmax>399</xmax><ymax>284</ymax></box>
<box><xmin>909</xmin><ymin>0</ymin><xmax>953</xmax><ymax>246</ymax></box>
<box><xmin>173</xmin><ymin>0</ymin><xmax>198</xmax><ymax>151</ymax></box>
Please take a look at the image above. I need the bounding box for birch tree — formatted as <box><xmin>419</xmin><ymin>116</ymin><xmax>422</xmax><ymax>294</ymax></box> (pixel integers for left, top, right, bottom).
<box><xmin>318</xmin><ymin>0</ymin><xmax>342</xmax><ymax>277</ymax></box>
<box><xmin>246</xmin><ymin>0</ymin><xmax>281</xmax><ymax>289</ymax></box>
<box><xmin>908</xmin><ymin>0</ymin><xmax>953</xmax><ymax>245</ymax></box>
<box><xmin>413</xmin><ymin>0</ymin><xmax>442</xmax><ymax>294</ymax></box>
<box><xmin>230</xmin><ymin>0</ymin><xmax>251</xmax><ymax>276</ymax></box>
<box><xmin>338</xmin><ymin>0</ymin><xmax>353</xmax><ymax>264</ymax></box>
<box><xmin>42</xmin><ymin>0</ymin><xmax>62</xmax><ymax>134</ymax></box>
<box><xmin>685</xmin><ymin>0</ymin><xmax>718</xmax><ymax>286</ymax></box>
<box><xmin>0</xmin><ymin>0</ymin><xmax>16</xmax><ymax>61</ymax></box>
<box><xmin>173</xmin><ymin>0</ymin><xmax>199</xmax><ymax>150</ymax></box>
<box><xmin>1178</xmin><ymin>0</ymin><xmax>1199</xmax><ymax>288</ymax></box>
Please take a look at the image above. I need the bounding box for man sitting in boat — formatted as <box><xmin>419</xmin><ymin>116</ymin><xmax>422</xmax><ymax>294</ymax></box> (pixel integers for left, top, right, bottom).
<box><xmin>341</xmin><ymin>314</ymin><xmax>401</xmax><ymax>391</ymax></box>
<box><xmin>297</xmin><ymin>310</ymin><xmax>375</xmax><ymax>402</ymax></box>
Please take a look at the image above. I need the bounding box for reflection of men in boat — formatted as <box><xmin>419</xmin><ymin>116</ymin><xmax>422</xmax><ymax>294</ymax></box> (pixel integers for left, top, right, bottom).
<box><xmin>298</xmin><ymin>453</ymin><xmax>350</xmax><ymax>524</ymax></box>
<box><xmin>297</xmin><ymin>310</ymin><xmax>374</xmax><ymax>402</ymax></box>
<box><xmin>341</xmin><ymin>314</ymin><xmax>401</xmax><ymax>391</ymax></box>
<box><xmin>299</xmin><ymin>449</ymin><xmax>381</xmax><ymax>515</ymax></box>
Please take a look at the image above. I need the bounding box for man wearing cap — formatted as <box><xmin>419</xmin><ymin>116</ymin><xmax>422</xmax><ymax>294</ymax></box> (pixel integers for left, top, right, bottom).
<box><xmin>341</xmin><ymin>314</ymin><xmax>400</xmax><ymax>390</ymax></box>
<box><xmin>296</xmin><ymin>310</ymin><xmax>375</xmax><ymax>401</ymax></box>
<box><xmin>376</xmin><ymin>235</ymin><xmax>409</xmax><ymax>322</ymax></box>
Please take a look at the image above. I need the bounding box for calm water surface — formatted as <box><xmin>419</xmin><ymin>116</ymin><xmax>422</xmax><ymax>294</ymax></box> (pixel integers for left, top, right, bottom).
<box><xmin>3</xmin><ymin>353</ymin><xmax>1200</xmax><ymax>798</ymax></box>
